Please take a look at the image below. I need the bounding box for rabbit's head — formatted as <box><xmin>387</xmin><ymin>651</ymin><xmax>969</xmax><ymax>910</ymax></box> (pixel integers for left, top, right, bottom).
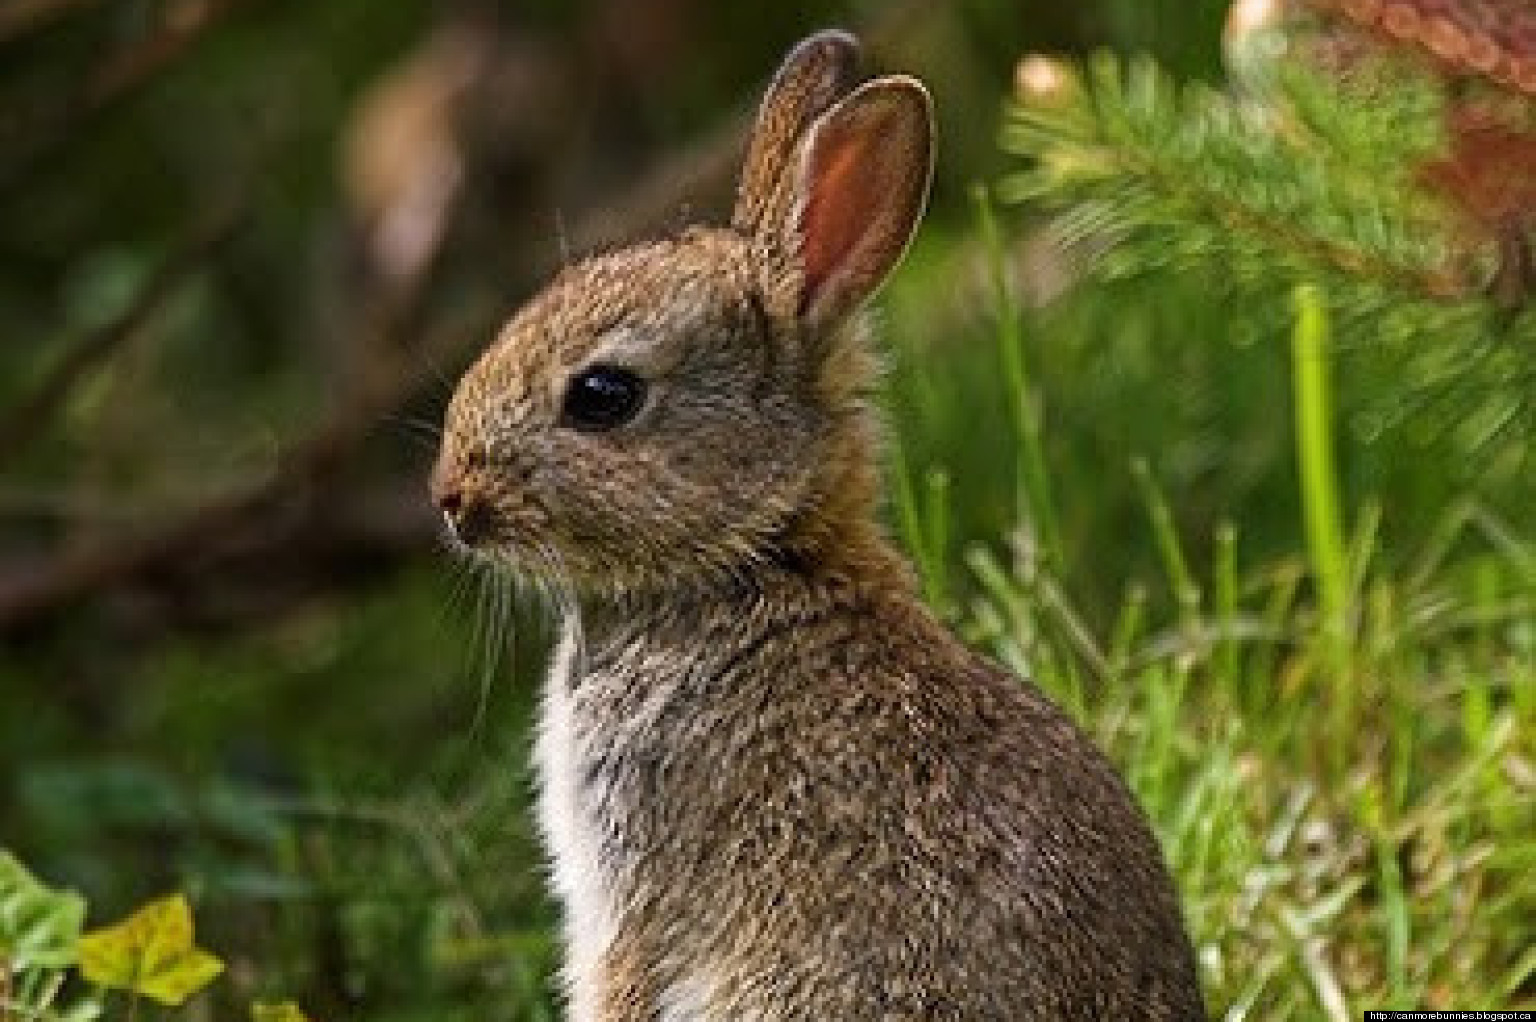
<box><xmin>433</xmin><ymin>31</ymin><xmax>932</xmax><ymax>596</ymax></box>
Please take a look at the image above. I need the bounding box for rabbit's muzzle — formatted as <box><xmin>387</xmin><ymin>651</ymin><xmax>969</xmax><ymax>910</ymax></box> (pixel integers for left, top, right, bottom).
<box><xmin>434</xmin><ymin>486</ymin><xmax>496</xmax><ymax>547</ymax></box>
<box><xmin>431</xmin><ymin>450</ymin><xmax>497</xmax><ymax>547</ymax></box>
<box><xmin>430</xmin><ymin>441</ymin><xmax>549</xmax><ymax>552</ymax></box>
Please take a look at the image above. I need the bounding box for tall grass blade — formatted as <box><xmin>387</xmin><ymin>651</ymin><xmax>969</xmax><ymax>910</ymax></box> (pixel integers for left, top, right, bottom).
<box><xmin>1132</xmin><ymin>456</ymin><xmax>1200</xmax><ymax>626</ymax></box>
<box><xmin>974</xmin><ymin>185</ymin><xmax>1061</xmax><ymax>565</ymax></box>
<box><xmin>1290</xmin><ymin>283</ymin><xmax>1352</xmax><ymax>767</ymax></box>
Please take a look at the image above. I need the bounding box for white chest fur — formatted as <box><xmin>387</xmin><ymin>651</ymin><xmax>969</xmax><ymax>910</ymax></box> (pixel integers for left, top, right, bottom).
<box><xmin>533</xmin><ymin>619</ymin><xmax>617</xmax><ymax>1021</ymax></box>
<box><xmin>533</xmin><ymin>617</ymin><xmax>723</xmax><ymax>1021</ymax></box>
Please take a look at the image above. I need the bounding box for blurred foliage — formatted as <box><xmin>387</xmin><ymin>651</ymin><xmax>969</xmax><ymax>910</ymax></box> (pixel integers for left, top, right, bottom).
<box><xmin>998</xmin><ymin>45</ymin><xmax>1532</xmax><ymax>507</ymax></box>
<box><xmin>1</xmin><ymin>0</ymin><xmax>1531</xmax><ymax>1018</ymax></box>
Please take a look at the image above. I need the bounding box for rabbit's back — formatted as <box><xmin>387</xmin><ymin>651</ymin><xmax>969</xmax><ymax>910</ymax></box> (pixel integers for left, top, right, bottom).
<box><xmin>538</xmin><ymin>587</ymin><xmax>1203</xmax><ymax>1021</ymax></box>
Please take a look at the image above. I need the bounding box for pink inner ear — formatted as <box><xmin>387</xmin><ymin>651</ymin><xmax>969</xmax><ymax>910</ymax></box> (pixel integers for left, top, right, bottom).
<box><xmin>793</xmin><ymin>89</ymin><xmax>928</xmax><ymax>324</ymax></box>
<box><xmin>799</xmin><ymin>132</ymin><xmax>873</xmax><ymax>311</ymax></box>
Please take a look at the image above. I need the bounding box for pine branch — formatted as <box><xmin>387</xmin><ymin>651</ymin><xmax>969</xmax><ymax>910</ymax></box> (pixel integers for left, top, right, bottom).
<box><xmin>1000</xmin><ymin>52</ymin><xmax>1490</xmax><ymax>302</ymax></box>
<box><xmin>999</xmin><ymin>45</ymin><xmax>1534</xmax><ymax>468</ymax></box>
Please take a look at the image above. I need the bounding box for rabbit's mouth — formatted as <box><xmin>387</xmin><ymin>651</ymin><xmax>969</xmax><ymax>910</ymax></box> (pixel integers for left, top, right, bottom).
<box><xmin>432</xmin><ymin>441</ymin><xmax>559</xmax><ymax>558</ymax></box>
<box><xmin>438</xmin><ymin>492</ymin><xmax>499</xmax><ymax>548</ymax></box>
<box><xmin>442</xmin><ymin>501</ymin><xmax>559</xmax><ymax>564</ymax></box>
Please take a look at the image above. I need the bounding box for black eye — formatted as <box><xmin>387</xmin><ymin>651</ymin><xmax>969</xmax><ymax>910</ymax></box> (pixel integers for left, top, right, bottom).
<box><xmin>560</xmin><ymin>365</ymin><xmax>647</xmax><ymax>431</ymax></box>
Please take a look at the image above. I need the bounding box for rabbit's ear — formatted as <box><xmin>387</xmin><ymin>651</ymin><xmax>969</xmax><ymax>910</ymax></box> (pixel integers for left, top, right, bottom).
<box><xmin>786</xmin><ymin>76</ymin><xmax>933</xmax><ymax>329</ymax></box>
<box><xmin>732</xmin><ymin>31</ymin><xmax>861</xmax><ymax>237</ymax></box>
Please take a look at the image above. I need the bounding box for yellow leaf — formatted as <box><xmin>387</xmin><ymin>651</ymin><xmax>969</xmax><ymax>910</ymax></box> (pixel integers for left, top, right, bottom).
<box><xmin>137</xmin><ymin>946</ymin><xmax>225</xmax><ymax>1005</ymax></box>
<box><xmin>78</xmin><ymin>893</ymin><xmax>225</xmax><ymax>1006</ymax></box>
<box><xmin>251</xmin><ymin>1000</ymin><xmax>313</xmax><ymax>1022</ymax></box>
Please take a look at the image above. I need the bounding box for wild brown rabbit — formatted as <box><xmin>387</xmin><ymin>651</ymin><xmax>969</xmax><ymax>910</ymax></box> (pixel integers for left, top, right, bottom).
<box><xmin>431</xmin><ymin>29</ymin><xmax>1205</xmax><ymax>1021</ymax></box>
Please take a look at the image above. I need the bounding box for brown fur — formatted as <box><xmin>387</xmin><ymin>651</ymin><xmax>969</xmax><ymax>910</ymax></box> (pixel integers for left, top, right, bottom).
<box><xmin>433</xmin><ymin>30</ymin><xmax>1205</xmax><ymax>1021</ymax></box>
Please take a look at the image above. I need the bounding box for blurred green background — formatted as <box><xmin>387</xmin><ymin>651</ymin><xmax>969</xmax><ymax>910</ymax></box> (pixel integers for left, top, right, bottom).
<box><xmin>1</xmin><ymin>0</ymin><xmax>1530</xmax><ymax>1018</ymax></box>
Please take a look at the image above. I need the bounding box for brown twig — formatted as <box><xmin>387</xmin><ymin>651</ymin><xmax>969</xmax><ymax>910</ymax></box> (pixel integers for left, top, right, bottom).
<box><xmin>83</xmin><ymin>0</ymin><xmax>252</xmax><ymax>108</ymax></box>
<box><xmin>0</xmin><ymin>314</ymin><xmax>484</xmax><ymax>634</ymax></box>
<box><xmin>0</xmin><ymin>197</ymin><xmax>243</xmax><ymax>468</ymax></box>
<box><xmin>0</xmin><ymin>150</ymin><xmax>469</xmax><ymax>636</ymax></box>
<box><xmin>0</xmin><ymin>0</ymin><xmax>260</xmax><ymax>193</ymax></box>
<box><xmin>0</xmin><ymin>0</ymin><xmax>100</xmax><ymax>46</ymax></box>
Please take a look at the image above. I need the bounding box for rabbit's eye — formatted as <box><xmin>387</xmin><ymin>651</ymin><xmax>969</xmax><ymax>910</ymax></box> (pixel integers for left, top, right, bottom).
<box><xmin>561</xmin><ymin>365</ymin><xmax>647</xmax><ymax>431</ymax></box>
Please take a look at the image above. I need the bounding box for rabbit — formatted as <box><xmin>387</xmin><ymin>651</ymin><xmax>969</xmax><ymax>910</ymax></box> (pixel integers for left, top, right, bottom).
<box><xmin>431</xmin><ymin>29</ymin><xmax>1206</xmax><ymax>1022</ymax></box>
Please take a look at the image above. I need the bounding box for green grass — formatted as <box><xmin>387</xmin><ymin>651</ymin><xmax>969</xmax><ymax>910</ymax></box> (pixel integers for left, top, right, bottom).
<box><xmin>886</xmin><ymin>246</ymin><xmax>1533</xmax><ymax>1016</ymax></box>
<box><xmin>949</xmin><ymin>463</ymin><xmax>1533</xmax><ymax>1015</ymax></box>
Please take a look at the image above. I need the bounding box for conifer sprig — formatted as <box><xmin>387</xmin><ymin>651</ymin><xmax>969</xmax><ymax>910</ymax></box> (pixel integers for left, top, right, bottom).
<box><xmin>1000</xmin><ymin>52</ymin><xmax>1491</xmax><ymax>302</ymax></box>
<box><xmin>998</xmin><ymin>46</ymin><xmax>1533</xmax><ymax>457</ymax></box>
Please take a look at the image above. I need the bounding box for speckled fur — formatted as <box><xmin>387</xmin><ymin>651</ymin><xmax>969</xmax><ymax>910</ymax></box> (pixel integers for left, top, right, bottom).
<box><xmin>434</xmin><ymin>31</ymin><xmax>1204</xmax><ymax>1022</ymax></box>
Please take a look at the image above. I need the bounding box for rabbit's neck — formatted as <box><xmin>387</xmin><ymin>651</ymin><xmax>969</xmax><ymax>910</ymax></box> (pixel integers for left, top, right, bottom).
<box><xmin>569</xmin><ymin>518</ymin><xmax>912</xmax><ymax>659</ymax></box>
